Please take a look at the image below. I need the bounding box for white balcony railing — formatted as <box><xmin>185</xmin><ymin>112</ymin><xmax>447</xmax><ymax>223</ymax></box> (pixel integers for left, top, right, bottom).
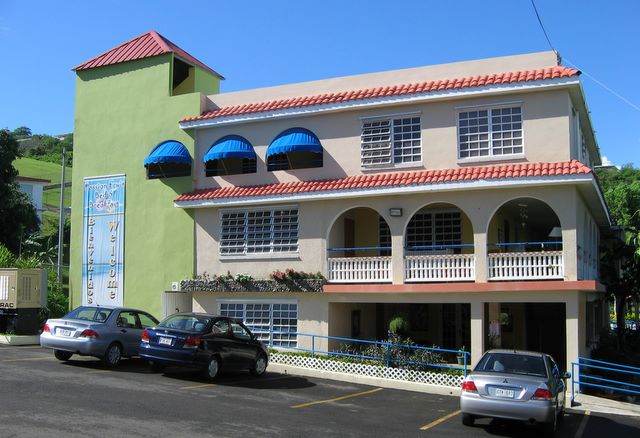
<box><xmin>488</xmin><ymin>251</ymin><xmax>563</xmax><ymax>280</ymax></box>
<box><xmin>404</xmin><ymin>254</ymin><xmax>475</xmax><ymax>282</ymax></box>
<box><xmin>328</xmin><ymin>256</ymin><xmax>392</xmax><ymax>283</ymax></box>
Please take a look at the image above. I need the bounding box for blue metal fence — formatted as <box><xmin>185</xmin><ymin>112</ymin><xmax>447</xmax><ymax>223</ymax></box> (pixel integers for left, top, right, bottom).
<box><xmin>246</xmin><ymin>327</ymin><xmax>470</xmax><ymax>376</ymax></box>
<box><xmin>571</xmin><ymin>357</ymin><xmax>640</xmax><ymax>405</ymax></box>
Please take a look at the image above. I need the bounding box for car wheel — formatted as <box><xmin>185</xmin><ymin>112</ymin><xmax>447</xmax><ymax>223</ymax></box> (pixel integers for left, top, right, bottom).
<box><xmin>541</xmin><ymin>409</ymin><xmax>557</xmax><ymax>436</ymax></box>
<box><xmin>250</xmin><ymin>354</ymin><xmax>268</xmax><ymax>377</ymax></box>
<box><xmin>461</xmin><ymin>413</ymin><xmax>475</xmax><ymax>427</ymax></box>
<box><xmin>101</xmin><ymin>343</ymin><xmax>122</xmax><ymax>368</ymax></box>
<box><xmin>54</xmin><ymin>350</ymin><xmax>72</xmax><ymax>361</ymax></box>
<box><xmin>203</xmin><ymin>356</ymin><xmax>220</xmax><ymax>381</ymax></box>
<box><xmin>558</xmin><ymin>401</ymin><xmax>565</xmax><ymax>422</ymax></box>
<box><xmin>148</xmin><ymin>360</ymin><xmax>165</xmax><ymax>373</ymax></box>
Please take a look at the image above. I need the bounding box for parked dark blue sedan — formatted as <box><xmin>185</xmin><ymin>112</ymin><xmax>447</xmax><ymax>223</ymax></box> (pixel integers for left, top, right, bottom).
<box><xmin>139</xmin><ymin>313</ymin><xmax>269</xmax><ymax>380</ymax></box>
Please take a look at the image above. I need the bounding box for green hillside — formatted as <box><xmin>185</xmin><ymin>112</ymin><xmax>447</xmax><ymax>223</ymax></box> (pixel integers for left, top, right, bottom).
<box><xmin>13</xmin><ymin>157</ymin><xmax>72</xmax><ymax>222</ymax></box>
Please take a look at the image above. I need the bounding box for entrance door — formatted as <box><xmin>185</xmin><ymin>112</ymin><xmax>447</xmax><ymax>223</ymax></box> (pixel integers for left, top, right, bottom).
<box><xmin>526</xmin><ymin>303</ymin><xmax>566</xmax><ymax>370</ymax></box>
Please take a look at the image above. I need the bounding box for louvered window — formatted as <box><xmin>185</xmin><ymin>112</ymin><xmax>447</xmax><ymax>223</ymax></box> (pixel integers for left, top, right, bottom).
<box><xmin>361</xmin><ymin>116</ymin><xmax>421</xmax><ymax>167</ymax></box>
<box><xmin>220</xmin><ymin>208</ymin><xmax>298</xmax><ymax>255</ymax></box>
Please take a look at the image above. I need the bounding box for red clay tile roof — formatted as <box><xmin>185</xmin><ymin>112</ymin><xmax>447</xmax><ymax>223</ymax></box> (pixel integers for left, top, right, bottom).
<box><xmin>176</xmin><ymin>160</ymin><xmax>591</xmax><ymax>203</ymax></box>
<box><xmin>181</xmin><ymin>66</ymin><xmax>579</xmax><ymax>124</ymax></box>
<box><xmin>73</xmin><ymin>30</ymin><xmax>223</xmax><ymax>78</ymax></box>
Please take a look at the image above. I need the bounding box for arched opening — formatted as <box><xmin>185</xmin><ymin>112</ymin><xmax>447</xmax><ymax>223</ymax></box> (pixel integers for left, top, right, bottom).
<box><xmin>404</xmin><ymin>203</ymin><xmax>475</xmax><ymax>282</ymax></box>
<box><xmin>487</xmin><ymin>197</ymin><xmax>563</xmax><ymax>281</ymax></box>
<box><xmin>326</xmin><ymin>207</ymin><xmax>391</xmax><ymax>283</ymax></box>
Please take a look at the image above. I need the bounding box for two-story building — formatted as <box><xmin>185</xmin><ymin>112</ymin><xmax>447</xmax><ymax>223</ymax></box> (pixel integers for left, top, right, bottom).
<box><xmin>71</xmin><ymin>31</ymin><xmax>609</xmax><ymax>372</ymax></box>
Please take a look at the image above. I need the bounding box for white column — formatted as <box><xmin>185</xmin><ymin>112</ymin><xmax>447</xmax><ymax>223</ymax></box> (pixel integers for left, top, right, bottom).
<box><xmin>470</xmin><ymin>300</ymin><xmax>485</xmax><ymax>367</ymax></box>
<box><xmin>391</xmin><ymin>233</ymin><xmax>404</xmax><ymax>284</ymax></box>
<box><xmin>565</xmin><ymin>291</ymin><xmax>585</xmax><ymax>373</ymax></box>
<box><xmin>474</xmin><ymin>232</ymin><xmax>488</xmax><ymax>282</ymax></box>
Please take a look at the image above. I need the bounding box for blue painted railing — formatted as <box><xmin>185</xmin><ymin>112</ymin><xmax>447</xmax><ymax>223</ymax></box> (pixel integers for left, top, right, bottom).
<box><xmin>246</xmin><ymin>326</ymin><xmax>470</xmax><ymax>376</ymax></box>
<box><xmin>488</xmin><ymin>241</ymin><xmax>562</xmax><ymax>250</ymax></box>
<box><xmin>571</xmin><ymin>357</ymin><xmax>640</xmax><ymax>405</ymax></box>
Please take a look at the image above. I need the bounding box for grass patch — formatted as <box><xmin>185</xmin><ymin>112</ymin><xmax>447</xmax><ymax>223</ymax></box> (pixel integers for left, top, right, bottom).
<box><xmin>13</xmin><ymin>157</ymin><xmax>72</xmax><ymax>222</ymax></box>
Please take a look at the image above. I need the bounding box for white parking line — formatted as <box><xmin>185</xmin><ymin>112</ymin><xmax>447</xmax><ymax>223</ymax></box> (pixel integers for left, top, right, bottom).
<box><xmin>575</xmin><ymin>410</ymin><xmax>591</xmax><ymax>438</ymax></box>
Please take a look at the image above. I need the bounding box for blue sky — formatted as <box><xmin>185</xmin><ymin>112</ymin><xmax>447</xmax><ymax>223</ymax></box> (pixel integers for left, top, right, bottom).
<box><xmin>1</xmin><ymin>0</ymin><xmax>638</xmax><ymax>166</ymax></box>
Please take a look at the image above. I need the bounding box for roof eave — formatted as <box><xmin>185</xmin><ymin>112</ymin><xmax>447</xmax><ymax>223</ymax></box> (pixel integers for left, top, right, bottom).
<box><xmin>174</xmin><ymin>173</ymin><xmax>595</xmax><ymax>209</ymax></box>
<box><xmin>179</xmin><ymin>76</ymin><xmax>580</xmax><ymax>130</ymax></box>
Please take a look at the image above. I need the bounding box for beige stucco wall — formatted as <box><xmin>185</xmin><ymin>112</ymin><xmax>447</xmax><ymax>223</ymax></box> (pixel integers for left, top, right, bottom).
<box><xmin>194</xmin><ymin>184</ymin><xmax>582</xmax><ymax>282</ymax></box>
<box><xmin>207</xmin><ymin>51</ymin><xmax>559</xmax><ymax>108</ymax></box>
<box><xmin>192</xmin><ymin>88</ymin><xmax>571</xmax><ymax>190</ymax></box>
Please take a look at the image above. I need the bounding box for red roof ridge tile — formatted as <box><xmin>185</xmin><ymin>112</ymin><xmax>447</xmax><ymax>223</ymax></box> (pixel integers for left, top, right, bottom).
<box><xmin>175</xmin><ymin>161</ymin><xmax>592</xmax><ymax>203</ymax></box>
<box><xmin>73</xmin><ymin>30</ymin><xmax>223</xmax><ymax>79</ymax></box>
<box><xmin>182</xmin><ymin>66</ymin><xmax>580</xmax><ymax>124</ymax></box>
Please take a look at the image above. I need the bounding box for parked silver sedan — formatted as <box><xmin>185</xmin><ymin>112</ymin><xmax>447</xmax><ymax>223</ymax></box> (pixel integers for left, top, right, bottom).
<box><xmin>40</xmin><ymin>306</ymin><xmax>159</xmax><ymax>367</ymax></box>
<box><xmin>460</xmin><ymin>349</ymin><xmax>570</xmax><ymax>434</ymax></box>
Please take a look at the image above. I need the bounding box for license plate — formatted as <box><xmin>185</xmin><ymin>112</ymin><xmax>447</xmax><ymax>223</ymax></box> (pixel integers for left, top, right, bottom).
<box><xmin>495</xmin><ymin>388</ymin><xmax>515</xmax><ymax>398</ymax></box>
<box><xmin>158</xmin><ymin>337</ymin><xmax>172</xmax><ymax>346</ymax></box>
<box><xmin>57</xmin><ymin>328</ymin><xmax>72</xmax><ymax>337</ymax></box>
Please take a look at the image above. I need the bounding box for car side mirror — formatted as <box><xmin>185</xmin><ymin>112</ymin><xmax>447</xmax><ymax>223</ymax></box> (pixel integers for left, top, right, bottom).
<box><xmin>561</xmin><ymin>372</ymin><xmax>571</xmax><ymax>379</ymax></box>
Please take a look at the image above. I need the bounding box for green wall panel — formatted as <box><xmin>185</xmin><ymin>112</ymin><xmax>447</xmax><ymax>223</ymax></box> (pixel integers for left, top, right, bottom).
<box><xmin>70</xmin><ymin>54</ymin><xmax>219</xmax><ymax>316</ymax></box>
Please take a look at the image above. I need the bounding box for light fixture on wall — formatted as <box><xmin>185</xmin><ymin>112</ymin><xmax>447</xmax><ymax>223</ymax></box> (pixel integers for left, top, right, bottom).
<box><xmin>389</xmin><ymin>208</ymin><xmax>403</xmax><ymax>217</ymax></box>
<box><xmin>518</xmin><ymin>203</ymin><xmax>528</xmax><ymax>228</ymax></box>
<box><xmin>548</xmin><ymin>227</ymin><xmax>562</xmax><ymax>238</ymax></box>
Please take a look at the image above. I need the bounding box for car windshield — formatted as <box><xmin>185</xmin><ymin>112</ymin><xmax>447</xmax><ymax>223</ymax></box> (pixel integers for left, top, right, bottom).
<box><xmin>158</xmin><ymin>314</ymin><xmax>212</xmax><ymax>332</ymax></box>
<box><xmin>64</xmin><ymin>306</ymin><xmax>113</xmax><ymax>323</ymax></box>
<box><xmin>475</xmin><ymin>352</ymin><xmax>547</xmax><ymax>377</ymax></box>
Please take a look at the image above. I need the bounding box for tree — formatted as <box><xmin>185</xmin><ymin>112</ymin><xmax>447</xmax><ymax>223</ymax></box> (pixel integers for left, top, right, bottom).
<box><xmin>0</xmin><ymin>129</ymin><xmax>39</xmax><ymax>253</ymax></box>
<box><xmin>12</xmin><ymin>126</ymin><xmax>32</xmax><ymax>137</ymax></box>
<box><xmin>595</xmin><ymin>164</ymin><xmax>640</xmax><ymax>342</ymax></box>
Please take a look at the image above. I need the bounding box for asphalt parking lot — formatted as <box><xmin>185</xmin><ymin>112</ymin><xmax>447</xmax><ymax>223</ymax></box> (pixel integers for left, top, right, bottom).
<box><xmin>1</xmin><ymin>345</ymin><xmax>639</xmax><ymax>437</ymax></box>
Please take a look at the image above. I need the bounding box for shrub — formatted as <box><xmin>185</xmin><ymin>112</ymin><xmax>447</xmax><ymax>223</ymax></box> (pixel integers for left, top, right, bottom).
<box><xmin>389</xmin><ymin>315</ymin><xmax>409</xmax><ymax>336</ymax></box>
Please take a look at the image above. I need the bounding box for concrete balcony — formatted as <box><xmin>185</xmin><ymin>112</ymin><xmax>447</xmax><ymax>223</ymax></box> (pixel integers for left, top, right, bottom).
<box><xmin>328</xmin><ymin>256</ymin><xmax>392</xmax><ymax>283</ymax></box>
<box><xmin>488</xmin><ymin>250</ymin><xmax>563</xmax><ymax>281</ymax></box>
<box><xmin>404</xmin><ymin>253</ymin><xmax>476</xmax><ymax>282</ymax></box>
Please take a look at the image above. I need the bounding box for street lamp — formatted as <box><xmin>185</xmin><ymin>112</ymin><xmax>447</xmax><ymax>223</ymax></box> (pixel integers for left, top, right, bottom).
<box><xmin>57</xmin><ymin>140</ymin><xmax>66</xmax><ymax>282</ymax></box>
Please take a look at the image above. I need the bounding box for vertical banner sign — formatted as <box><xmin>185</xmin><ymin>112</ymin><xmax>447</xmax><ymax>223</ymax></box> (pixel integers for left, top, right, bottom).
<box><xmin>82</xmin><ymin>175</ymin><xmax>125</xmax><ymax>306</ymax></box>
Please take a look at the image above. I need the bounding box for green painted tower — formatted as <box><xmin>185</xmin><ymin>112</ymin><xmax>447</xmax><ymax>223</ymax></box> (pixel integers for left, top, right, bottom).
<box><xmin>70</xmin><ymin>31</ymin><xmax>222</xmax><ymax>316</ymax></box>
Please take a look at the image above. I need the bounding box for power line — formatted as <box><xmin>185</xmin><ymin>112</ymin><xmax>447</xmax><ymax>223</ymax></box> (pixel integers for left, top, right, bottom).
<box><xmin>529</xmin><ymin>0</ymin><xmax>640</xmax><ymax>114</ymax></box>
<box><xmin>530</xmin><ymin>0</ymin><xmax>556</xmax><ymax>54</ymax></box>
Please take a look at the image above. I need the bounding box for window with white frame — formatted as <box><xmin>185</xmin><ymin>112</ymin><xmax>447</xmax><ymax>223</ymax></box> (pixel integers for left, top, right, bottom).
<box><xmin>220</xmin><ymin>208</ymin><xmax>298</xmax><ymax>255</ymax></box>
<box><xmin>458</xmin><ymin>106</ymin><xmax>522</xmax><ymax>159</ymax></box>
<box><xmin>361</xmin><ymin>116</ymin><xmax>421</xmax><ymax>167</ymax></box>
<box><xmin>219</xmin><ymin>301</ymin><xmax>298</xmax><ymax>347</ymax></box>
<box><xmin>406</xmin><ymin>209</ymin><xmax>462</xmax><ymax>253</ymax></box>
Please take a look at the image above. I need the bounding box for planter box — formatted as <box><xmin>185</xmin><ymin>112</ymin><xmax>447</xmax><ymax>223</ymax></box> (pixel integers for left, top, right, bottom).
<box><xmin>180</xmin><ymin>278</ymin><xmax>326</xmax><ymax>293</ymax></box>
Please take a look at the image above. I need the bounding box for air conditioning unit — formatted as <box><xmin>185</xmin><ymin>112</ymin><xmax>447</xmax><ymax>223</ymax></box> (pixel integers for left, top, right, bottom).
<box><xmin>171</xmin><ymin>282</ymin><xmax>181</xmax><ymax>292</ymax></box>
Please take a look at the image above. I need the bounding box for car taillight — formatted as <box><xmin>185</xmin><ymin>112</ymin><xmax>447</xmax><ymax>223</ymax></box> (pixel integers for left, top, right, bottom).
<box><xmin>79</xmin><ymin>329</ymin><xmax>98</xmax><ymax>338</ymax></box>
<box><xmin>184</xmin><ymin>335</ymin><xmax>201</xmax><ymax>348</ymax></box>
<box><xmin>141</xmin><ymin>329</ymin><xmax>149</xmax><ymax>343</ymax></box>
<box><xmin>461</xmin><ymin>380</ymin><xmax>478</xmax><ymax>392</ymax></box>
<box><xmin>533</xmin><ymin>388</ymin><xmax>552</xmax><ymax>400</ymax></box>
<box><xmin>43</xmin><ymin>324</ymin><xmax>50</xmax><ymax>333</ymax></box>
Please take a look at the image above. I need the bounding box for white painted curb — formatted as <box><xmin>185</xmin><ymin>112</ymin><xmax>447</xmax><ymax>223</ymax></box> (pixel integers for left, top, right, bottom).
<box><xmin>269</xmin><ymin>362</ymin><xmax>461</xmax><ymax>397</ymax></box>
<box><xmin>0</xmin><ymin>335</ymin><xmax>40</xmax><ymax>346</ymax></box>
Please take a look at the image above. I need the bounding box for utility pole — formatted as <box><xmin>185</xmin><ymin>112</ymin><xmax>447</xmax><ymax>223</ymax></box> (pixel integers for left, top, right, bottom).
<box><xmin>57</xmin><ymin>145</ymin><xmax>66</xmax><ymax>282</ymax></box>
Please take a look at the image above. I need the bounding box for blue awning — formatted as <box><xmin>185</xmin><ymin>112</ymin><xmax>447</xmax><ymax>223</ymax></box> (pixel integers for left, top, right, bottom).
<box><xmin>266</xmin><ymin>128</ymin><xmax>322</xmax><ymax>157</ymax></box>
<box><xmin>143</xmin><ymin>140</ymin><xmax>192</xmax><ymax>166</ymax></box>
<box><xmin>204</xmin><ymin>135</ymin><xmax>256</xmax><ymax>162</ymax></box>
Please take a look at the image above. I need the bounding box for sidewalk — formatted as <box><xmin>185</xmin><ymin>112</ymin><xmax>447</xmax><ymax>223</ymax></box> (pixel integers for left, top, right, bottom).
<box><xmin>570</xmin><ymin>393</ymin><xmax>640</xmax><ymax>417</ymax></box>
